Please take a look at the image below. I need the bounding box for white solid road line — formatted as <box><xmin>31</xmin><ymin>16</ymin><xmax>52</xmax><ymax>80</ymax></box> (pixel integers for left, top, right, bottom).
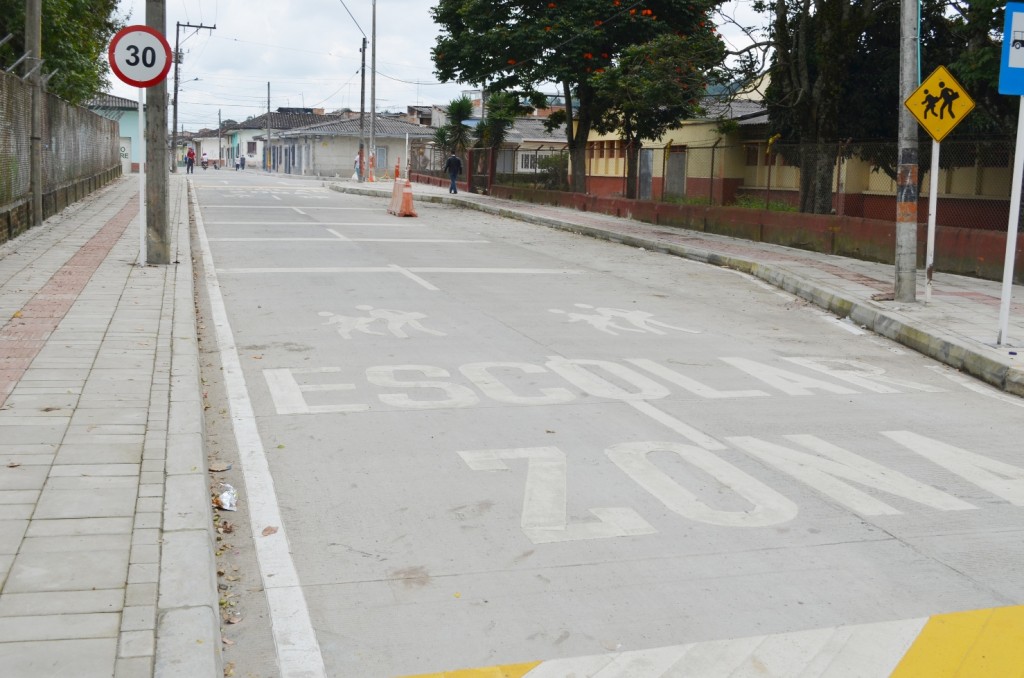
<box><xmin>193</xmin><ymin>191</ymin><xmax>327</xmax><ymax>678</ymax></box>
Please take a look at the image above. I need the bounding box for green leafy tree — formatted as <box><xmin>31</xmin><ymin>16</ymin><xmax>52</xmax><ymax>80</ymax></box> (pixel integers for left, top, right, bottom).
<box><xmin>432</xmin><ymin>0</ymin><xmax>724</xmax><ymax>193</ymax></box>
<box><xmin>0</xmin><ymin>0</ymin><xmax>123</xmax><ymax>104</ymax></box>
<box><xmin>763</xmin><ymin>0</ymin><xmax>1004</xmax><ymax>213</ymax></box>
<box><xmin>593</xmin><ymin>32</ymin><xmax>725</xmax><ymax>198</ymax></box>
<box><xmin>433</xmin><ymin>95</ymin><xmax>475</xmax><ymax>154</ymax></box>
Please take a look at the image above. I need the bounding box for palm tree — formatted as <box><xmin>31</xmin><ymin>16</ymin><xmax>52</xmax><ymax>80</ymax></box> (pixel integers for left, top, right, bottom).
<box><xmin>436</xmin><ymin>96</ymin><xmax>474</xmax><ymax>154</ymax></box>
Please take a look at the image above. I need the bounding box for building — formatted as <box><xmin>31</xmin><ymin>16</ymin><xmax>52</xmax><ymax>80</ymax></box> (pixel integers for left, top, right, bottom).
<box><xmin>87</xmin><ymin>93</ymin><xmax>144</xmax><ymax>173</ymax></box>
<box><xmin>223</xmin><ymin>109</ymin><xmax>342</xmax><ymax>170</ymax></box>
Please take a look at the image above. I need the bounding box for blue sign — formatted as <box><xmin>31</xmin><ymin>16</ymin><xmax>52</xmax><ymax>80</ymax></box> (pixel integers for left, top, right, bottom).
<box><xmin>1000</xmin><ymin>3</ymin><xmax>1024</xmax><ymax>94</ymax></box>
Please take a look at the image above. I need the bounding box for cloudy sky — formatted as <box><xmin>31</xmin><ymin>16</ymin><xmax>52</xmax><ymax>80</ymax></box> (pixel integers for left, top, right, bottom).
<box><xmin>109</xmin><ymin>0</ymin><xmax>765</xmax><ymax>133</ymax></box>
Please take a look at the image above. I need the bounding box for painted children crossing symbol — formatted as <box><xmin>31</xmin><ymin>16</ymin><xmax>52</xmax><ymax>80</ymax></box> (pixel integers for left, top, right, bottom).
<box><xmin>905</xmin><ymin>66</ymin><xmax>974</xmax><ymax>141</ymax></box>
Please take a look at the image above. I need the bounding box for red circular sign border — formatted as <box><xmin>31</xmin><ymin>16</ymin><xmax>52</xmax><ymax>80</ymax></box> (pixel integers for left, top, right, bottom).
<box><xmin>108</xmin><ymin>25</ymin><xmax>172</xmax><ymax>88</ymax></box>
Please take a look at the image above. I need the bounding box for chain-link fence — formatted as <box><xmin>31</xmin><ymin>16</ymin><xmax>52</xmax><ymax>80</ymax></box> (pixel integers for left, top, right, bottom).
<box><xmin>657</xmin><ymin>140</ymin><xmax>1019</xmax><ymax>231</ymax></box>
<box><xmin>410</xmin><ymin>140</ymin><xmax>571</xmax><ymax>193</ymax></box>
<box><xmin>1</xmin><ymin>69</ymin><xmax>120</xmax><ymax>237</ymax></box>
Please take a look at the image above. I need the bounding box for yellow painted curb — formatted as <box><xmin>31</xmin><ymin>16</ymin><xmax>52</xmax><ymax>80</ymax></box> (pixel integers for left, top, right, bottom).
<box><xmin>398</xmin><ymin>661</ymin><xmax>541</xmax><ymax>678</ymax></box>
<box><xmin>891</xmin><ymin>605</ymin><xmax>1024</xmax><ymax>677</ymax></box>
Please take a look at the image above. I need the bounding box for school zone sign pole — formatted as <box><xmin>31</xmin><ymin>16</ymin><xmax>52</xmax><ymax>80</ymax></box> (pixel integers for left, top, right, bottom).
<box><xmin>998</xmin><ymin>4</ymin><xmax>1024</xmax><ymax>346</ymax></box>
<box><xmin>904</xmin><ymin>65</ymin><xmax>974</xmax><ymax>304</ymax></box>
<box><xmin>107</xmin><ymin>25</ymin><xmax>172</xmax><ymax>265</ymax></box>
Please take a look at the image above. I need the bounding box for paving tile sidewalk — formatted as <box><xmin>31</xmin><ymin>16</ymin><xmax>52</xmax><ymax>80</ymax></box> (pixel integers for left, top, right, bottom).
<box><xmin>0</xmin><ymin>175</ymin><xmax>219</xmax><ymax>677</ymax></box>
<box><xmin>337</xmin><ymin>179</ymin><xmax>1024</xmax><ymax>397</ymax></box>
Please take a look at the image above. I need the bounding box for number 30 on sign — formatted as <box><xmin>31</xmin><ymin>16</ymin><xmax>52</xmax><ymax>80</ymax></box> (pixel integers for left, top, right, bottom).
<box><xmin>108</xmin><ymin>25</ymin><xmax>172</xmax><ymax>88</ymax></box>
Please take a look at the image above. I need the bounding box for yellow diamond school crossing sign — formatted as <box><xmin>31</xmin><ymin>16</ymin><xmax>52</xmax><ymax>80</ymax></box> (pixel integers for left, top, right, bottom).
<box><xmin>905</xmin><ymin>66</ymin><xmax>975</xmax><ymax>142</ymax></box>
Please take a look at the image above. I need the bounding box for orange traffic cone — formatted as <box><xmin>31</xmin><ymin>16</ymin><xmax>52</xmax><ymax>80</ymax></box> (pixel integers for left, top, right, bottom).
<box><xmin>396</xmin><ymin>180</ymin><xmax>417</xmax><ymax>217</ymax></box>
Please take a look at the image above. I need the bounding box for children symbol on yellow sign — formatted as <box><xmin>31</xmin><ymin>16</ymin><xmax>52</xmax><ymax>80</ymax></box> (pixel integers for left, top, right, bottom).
<box><xmin>938</xmin><ymin>81</ymin><xmax>960</xmax><ymax>119</ymax></box>
<box><xmin>921</xmin><ymin>89</ymin><xmax>940</xmax><ymax>119</ymax></box>
<box><xmin>921</xmin><ymin>83</ymin><xmax>960</xmax><ymax>120</ymax></box>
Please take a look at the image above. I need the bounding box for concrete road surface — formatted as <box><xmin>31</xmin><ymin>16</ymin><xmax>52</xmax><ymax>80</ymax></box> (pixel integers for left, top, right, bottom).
<box><xmin>188</xmin><ymin>171</ymin><xmax>1024</xmax><ymax>677</ymax></box>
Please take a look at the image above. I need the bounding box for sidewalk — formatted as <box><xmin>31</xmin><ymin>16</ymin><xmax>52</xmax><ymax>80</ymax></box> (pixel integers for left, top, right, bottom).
<box><xmin>337</xmin><ymin>179</ymin><xmax>1024</xmax><ymax>397</ymax></box>
<box><xmin>0</xmin><ymin>175</ymin><xmax>218</xmax><ymax>677</ymax></box>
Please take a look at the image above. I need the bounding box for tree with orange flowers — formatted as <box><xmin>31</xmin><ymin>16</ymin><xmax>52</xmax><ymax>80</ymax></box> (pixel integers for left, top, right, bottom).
<box><xmin>431</xmin><ymin>0</ymin><xmax>724</xmax><ymax>193</ymax></box>
<box><xmin>592</xmin><ymin>32</ymin><xmax>725</xmax><ymax>198</ymax></box>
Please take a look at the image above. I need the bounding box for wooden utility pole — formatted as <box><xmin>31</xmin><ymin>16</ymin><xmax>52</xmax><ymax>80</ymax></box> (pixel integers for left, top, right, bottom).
<box><xmin>146</xmin><ymin>0</ymin><xmax>169</xmax><ymax>264</ymax></box>
<box><xmin>895</xmin><ymin>0</ymin><xmax>919</xmax><ymax>301</ymax></box>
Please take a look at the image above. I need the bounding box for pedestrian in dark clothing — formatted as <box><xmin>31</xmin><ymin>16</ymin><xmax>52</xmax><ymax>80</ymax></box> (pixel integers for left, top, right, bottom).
<box><xmin>443</xmin><ymin>153</ymin><xmax>462</xmax><ymax>194</ymax></box>
<box><xmin>185</xmin><ymin>148</ymin><xmax>195</xmax><ymax>174</ymax></box>
<box><xmin>240</xmin><ymin>155</ymin><xmax>246</xmax><ymax>171</ymax></box>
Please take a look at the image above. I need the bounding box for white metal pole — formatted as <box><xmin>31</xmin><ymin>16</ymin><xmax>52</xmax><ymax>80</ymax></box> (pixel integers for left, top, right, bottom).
<box><xmin>999</xmin><ymin>96</ymin><xmax>1024</xmax><ymax>346</ymax></box>
<box><xmin>926</xmin><ymin>139</ymin><xmax>940</xmax><ymax>303</ymax></box>
<box><xmin>997</xmin><ymin>96</ymin><xmax>1024</xmax><ymax>345</ymax></box>
<box><xmin>138</xmin><ymin>88</ymin><xmax>146</xmax><ymax>265</ymax></box>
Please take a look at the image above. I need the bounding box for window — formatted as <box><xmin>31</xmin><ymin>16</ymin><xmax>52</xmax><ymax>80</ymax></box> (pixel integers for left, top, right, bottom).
<box><xmin>247</xmin><ymin>141</ymin><xmax>257</xmax><ymax>155</ymax></box>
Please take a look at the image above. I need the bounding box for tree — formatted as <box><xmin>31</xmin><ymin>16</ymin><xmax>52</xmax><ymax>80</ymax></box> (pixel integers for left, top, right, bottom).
<box><xmin>475</xmin><ymin>90</ymin><xmax>539</xmax><ymax>190</ymax></box>
<box><xmin>593</xmin><ymin>32</ymin><xmax>725</xmax><ymax>198</ymax></box>
<box><xmin>432</xmin><ymin>0</ymin><xmax>724</xmax><ymax>193</ymax></box>
<box><xmin>433</xmin><ymin>95</ymin><xmax>475</xmax><ymax>154</ymax></box>
<box><xmin>764</xmin><ymin>0</ymin><xmax>1006</xmax><ymax>213</ymax></box>
<box><xmin>0</xmin><ymin>0</ymin><xmax>123</xmax><ymax>105</ymax></box>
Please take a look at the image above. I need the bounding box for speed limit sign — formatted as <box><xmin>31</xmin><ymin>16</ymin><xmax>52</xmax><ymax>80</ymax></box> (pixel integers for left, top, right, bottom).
<box><xmin>108</xmin><ymin>25</ymin><xmax>172</xmax><ymax>88</ymax></box>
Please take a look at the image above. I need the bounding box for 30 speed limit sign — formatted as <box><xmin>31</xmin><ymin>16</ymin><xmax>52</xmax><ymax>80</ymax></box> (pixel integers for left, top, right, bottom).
<box><xmin>108</xmin><ymin>25</ymin><xmax>172</xmax><ymax>88</ymax></box>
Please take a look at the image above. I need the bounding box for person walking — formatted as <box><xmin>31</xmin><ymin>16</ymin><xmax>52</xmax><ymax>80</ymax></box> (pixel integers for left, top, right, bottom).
<box><xmin>443</xmin><ymin>153</ymin><xmax>462</xmax><ymax>194</ymax></box>
<box><xmin>185</xmin><ymin>147</ymin><xmax>195</xmax><ymax>174</ymax></box>
<box><xmin>240</xmin><ymin>155</ymin><xmax>246</xmax><ymax>171</ymax></box>
<box><xmin>234</xmin><ymin>155</ymin><xmax>240</xmax><ymax>171</ymax></box>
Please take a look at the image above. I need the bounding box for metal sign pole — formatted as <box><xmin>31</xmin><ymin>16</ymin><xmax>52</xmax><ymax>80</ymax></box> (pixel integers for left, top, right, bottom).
<box><xmin>997</xmin><ymin>96</ymin><xmax>1024</xmax><ymax>345</ymax></box>
<box><xmin>138</xmin><ymin>87</ymin><xmax>146</xmax><ymax>265</ymax></box>
<box><xmin>926</xmin><ymin>139</ymin><xmax>939</xmax><ymax>303</ymax></box>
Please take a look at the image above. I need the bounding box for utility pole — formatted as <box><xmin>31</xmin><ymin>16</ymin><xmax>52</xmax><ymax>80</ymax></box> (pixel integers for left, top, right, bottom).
<box><xmin>895</xmin><ymin>0</ymin><xmax>919</xmax><ymax>301</ymax></box>
<box><xmin>146</xmin><ymin>0</ymin><xmax>169</xmax><ymax>263</ymax></box>
<box><xmin>358</xmin><ymin>37</ymin><xmax>366</xmax><ymax>182</ymax></box>
<box><xmin>171</xmin><ymin>21</ymin><xmax>216</xmax><ymax>173</ymax></box>
<box><xmin>218</xmin><ymin>109</ymin><xmax>222</xmax><ymax>167</ymax></box>
<box><xmin>25</xmin><ymin>0</ymin><xmax>42</xmax><ymax>226</ymax></box>
<box><xmin>369</xmin><ymin>0</ymin><xmax>376</xmax><ymax>180</ymax></box>
<box><xmin>266</xmin><ymin>82</ymin><xmax>271</xmax><ymax>171</ymax></box>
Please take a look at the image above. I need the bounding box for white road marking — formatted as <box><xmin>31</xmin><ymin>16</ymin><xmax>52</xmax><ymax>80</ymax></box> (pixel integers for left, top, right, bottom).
<box><xmin>271</xmin><ymin>194</ymin><xmax>281</xmax><ymax>201</ymax></box>
<box><xmin>607</xmin><ymin>441</ymin><xmax>799</xmax><ymax>527</ymax></box>
<box><xmin>205</xmin><ymin>236</ymin><xmax>489</xmax><ymax>243</ymax></box>
<box><xmin>927</xmin><ymin>365</ymin><xmax>1024</xmax><ymax>407</ymax></box>
<box><xmin>201</xmin><ymin>205</ymin><xmax>377</xmax><ymax>210</ymax></box>
<box><xmin>523</xmin><ymin>617</ymin><xmax>926</xmax><ymax>677</ymax></box>
<box><xmin>729</xmin><ymin>434</ymin><xmax>976</xmax><ymax>516</ymax></box>
<box><xmin>627</xmin><ymin>401</ymin><xmax>727</xmax><ymax>450</ymax></box>
<box><xmin>818</xmin><ymin>312</ymin><xmax>867</xmax><ymax>334</ymax></box>
<box><xmin>194</xmin><ymin>193</ymin><xmax>326</xmax><ymax>677</ymax></box>
<box><xmin>457</xmin><ymin>446</ymin><xmax>657</xmax><ymax>543</ymax></box>
<box><xmin>204</xmin><ymin>222</ymin><xmax>395</xmax><ymax>226</ymax></box>
<box><xmin>389</xmin><ymin>265</ymin><xmax>440</xmax><ymax>291</ymax></box>
<box><xmin>292</xmin><ymin>207</ymin><xmax>306</xmax><ymax>215</ymax></box>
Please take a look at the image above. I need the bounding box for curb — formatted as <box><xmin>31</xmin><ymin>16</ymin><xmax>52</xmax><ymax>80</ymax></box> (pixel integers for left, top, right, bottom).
<box><xmin>330</xmin><ymin>183</ymin><xmax>1023</xmax><ymax>397</ymax></box>
<box><xmin>154</xmin><ymin>177</ymin><xmax>221</xmax><ymax>677</ymax></box>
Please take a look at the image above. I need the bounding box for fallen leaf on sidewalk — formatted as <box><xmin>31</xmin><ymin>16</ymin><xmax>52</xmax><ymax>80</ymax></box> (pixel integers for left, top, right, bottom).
<box><xmin>222</xmin><ymin>637</ymin><xmax>235</xmax><ymax>646</ymax></box>
<box><xmin>11</xmin><ymin>310</ymin><xmax>22</xmax><ymax>318</ymax></box>
<box><xmin>7</xmin><ymin>463</ymin><xmax>20</xmax><ymax>468</ymax></box>
<box><xmin>209</xmin><ymin>462</ymin><xmax>232</xmax><ymax>472</ymax></box>
<box><xmin>262</xmin><ymin>526</ymin><xmax>278</xmax><ymax>536</ymax></box>
<box><xmin>224</xmin><ymin>614</ymin><xmax>242</xmax><ymax>624</ymax></box>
